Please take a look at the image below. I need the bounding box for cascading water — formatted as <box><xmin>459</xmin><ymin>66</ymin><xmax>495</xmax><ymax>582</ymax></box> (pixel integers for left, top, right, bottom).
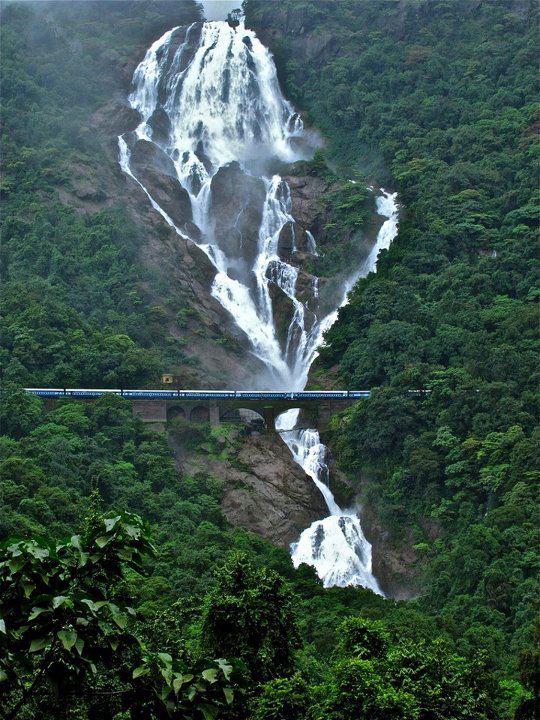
<box><xmin>277</xmin><ymin>410</ymin><xmax>381</xmax><ymax>592</ymax></box>
<box><xmin>276</xmin><ymin>194</ymin><xmax>397</xmax><ymax>592</ymax></box>
<box><xmin>120</xmin><ymin>20</ymin><xmax>313</xmax><ymax>387</ymax></box>
<box><xmin>119</xmin><ymin>17</ymin><xmax>399</xmax><ymax>591</ymax></box>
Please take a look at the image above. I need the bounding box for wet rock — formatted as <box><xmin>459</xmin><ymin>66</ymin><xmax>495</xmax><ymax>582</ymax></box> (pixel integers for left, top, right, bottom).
<box><xmin>130</xmin><ymin>138</ymin><xmax>176</xmax><ymax>177</ymax></box>
<box><xmin>277</xmin><ymin>220</ymin><xmax>296</xmax><ymax>258</ymax></box>
<box><xmin>91</xmin><ymin>101</ymin><xmax>141</xmax><ymax>136</ymax></box>
<box><xmin>147</xmin><ymin>107</ymin><xmax>171</xmax><ymax>145</ymax></box>
<box><xmin>285</xmin><ymin>174</ymin><xmax>330</xmax><ymax>235</ymax></box>
<box><xmin>217</xmin><ymin>433</ymin><xmax>328</xmax><ymax>547</ymax></box>
<box><xmin>358</xmin><ymin>502</ymin><xmax>420</xmax><ymax>601</ymax></box>
<box><xmin>195</xmin><ymin>140</ymin><xmax>213</xmax><ymax>174</ymax></box>
<box><xmin>267</xmin><ymin>282</ymin><xmax>296</xmax><ymax>353</ymax></box>
<box><xmin>186</xmin><ymin>241</ymin><xmax>217</xmax><ymax>287</ymax></box>
<box><xmin>209</xmin><ymin>161</ymin><xmax>266</xmax><ymax>269</ymax></box>
<box><xmin>294</xmin><ymin>268</ymin><xmax>319</xmax><ymax>312</ymax></box>
<box><xmin>292</xmin><ymin>226</ymin><xmax>313</xmax><ymax>254</ymax></box>
<box><xmin>129</xmin><ymin>139</ymin><xmax>193</xmax><ymax>229</ymax></box>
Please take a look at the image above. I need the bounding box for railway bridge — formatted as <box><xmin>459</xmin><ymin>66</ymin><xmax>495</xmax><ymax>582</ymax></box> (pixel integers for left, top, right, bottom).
<box><xmin>24</xmin><ymin>389</ymin><xmax>375</xmax><ymax>432</ymax></box>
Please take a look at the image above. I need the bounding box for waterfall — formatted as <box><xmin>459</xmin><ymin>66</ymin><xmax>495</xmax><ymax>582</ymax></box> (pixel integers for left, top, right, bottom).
<box><xmin>276</xmin><ymin>194</ymin><xmax>397</xmax><ymax>592</ymax></box>
<box><xmin>119</xmin><ymin>19</ymin><xmax>399</xmax><ymax>591</ymax></box>
<box><xmin>280</xmin><ymin>407</ymin><xmax>382</xmax><ymax>592</ymax></box>
<box><xmin>120</xmin><ymin>20</ymin><xmax>323</xmax><ymax>387</ymax></box>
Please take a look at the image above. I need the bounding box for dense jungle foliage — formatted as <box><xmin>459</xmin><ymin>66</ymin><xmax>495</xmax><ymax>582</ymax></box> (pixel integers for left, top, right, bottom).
<box><xmin>1</xmin><ymin>0</ymin><xmax>538</xmax><ymax>717</ymax></box>
<box><xmin>2</xmin><ymin>503</ymin><xmax>529</xmax><ymax>720</ymax></box>
<box><xmin>0</xmin><ymin>0</ymin><xmax>205</xmax><ymax>388</ymax></box>
<box><xmin>246</xmin><ymin>0</ymin><xmax>539</xmax><ymax>701</ymax></box>
<box><xmin>4</xmin><ymin>393</ymin><xmax>526</xmax><ymax>719</ymax></box>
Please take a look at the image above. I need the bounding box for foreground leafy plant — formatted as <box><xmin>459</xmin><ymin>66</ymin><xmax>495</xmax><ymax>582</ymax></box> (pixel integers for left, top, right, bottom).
<box><xmin>0</xmin><ymin>509</ymin><xmax>235</xmax><ymax>720</ymax></box>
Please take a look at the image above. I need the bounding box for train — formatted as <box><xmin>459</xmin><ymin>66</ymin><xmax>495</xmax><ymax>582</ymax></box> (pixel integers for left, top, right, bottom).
<box><xmin>23</xmin><ymin>388</ymin><xmax>373</xmax><ymax>400</ymax></box>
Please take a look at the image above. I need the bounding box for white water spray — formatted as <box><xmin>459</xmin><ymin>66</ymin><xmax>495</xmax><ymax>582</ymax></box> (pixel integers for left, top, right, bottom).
<box><xmin>119</xmin><ymin>19</ymin><xmax>399</xmax><ymax>590</ymax></box>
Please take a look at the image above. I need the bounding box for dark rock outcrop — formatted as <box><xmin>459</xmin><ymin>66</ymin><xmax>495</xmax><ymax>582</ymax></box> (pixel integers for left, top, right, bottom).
<box><xmin>359</xmin><ymin>502</ymin><xmax>420</xmax><ymax>601</ymax></box>
<box><xmin>277</xmin><ymin>220</ymin><xmax>296</xmax><ymax>258</ymax></box>
<box><xmin>128</xmin><ymin>138</ymin><xmax>194</xmax><ymax>231</ymax></box>
<box><xmin>284</xmin><ymin>174</ymin><xmax>331</xmax><ymax>240</ymax></box>
<box><xmin>267</xmin><ymin>282</ymin><xmax>296</xmax><ymax>352</ymax></box>
<box><xmin>87</xmin><ymin>98</ymin><xmax>140</xmax><ymax>137</ymax></box>
<box><xmin>147</xmin><ymin>107</ymin><xmax>171</xmax><ymax>145</ymax></box>
<box><xmin>209</xmin><ymin>162</ymin><xmax>266</xmax><ymax>274</ymax></box>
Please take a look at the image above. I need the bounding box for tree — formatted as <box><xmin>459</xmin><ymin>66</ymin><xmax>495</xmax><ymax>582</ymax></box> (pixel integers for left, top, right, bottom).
<box><xmin>201</xmin><ymin>553</ymin><xmax>300</xmax><ymax>684</ymax></box>
<box><xmin>226</xmin><ymin>9</ymin><xmax>243</xmax><ymax>30</ymax></box>
<box><xmin>251</xmin><ymin>674</ymin><xmax>311</xmax><ymax>720</ymax></box>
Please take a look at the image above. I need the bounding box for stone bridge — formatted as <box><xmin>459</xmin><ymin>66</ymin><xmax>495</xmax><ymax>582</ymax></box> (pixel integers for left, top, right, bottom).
<box><xmin>132</xmin><ymin>396</ymin><xmax>357</xmax><ymax>433</ymax></box>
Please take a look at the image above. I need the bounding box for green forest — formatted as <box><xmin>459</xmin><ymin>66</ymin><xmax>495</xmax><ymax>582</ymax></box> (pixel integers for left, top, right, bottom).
<box><xmin>1</xmin><ymin>0</ymin><xmax>539</xmax><ymax>718</ymax></box>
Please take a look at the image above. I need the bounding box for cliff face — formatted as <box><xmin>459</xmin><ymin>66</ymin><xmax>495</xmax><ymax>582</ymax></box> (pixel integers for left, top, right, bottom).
<box><xmin>218</xmin><ymin>433</ymin><xmax>328</xmax><ymax>548</ymax></box>
<box><xmin>171</xmin><ymin>427</ymin><xmax>327</xmax><ymax>548</ymax></box>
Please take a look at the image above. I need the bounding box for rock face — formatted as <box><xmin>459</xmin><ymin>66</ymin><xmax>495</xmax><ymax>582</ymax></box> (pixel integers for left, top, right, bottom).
<box><xmin>285</xmin><ymin>175</ymin><xmax>331</xmax><ymax>239</ymax></box>
<box><xmin>184</xmin><ymin>432</ymin><xmax>328</xmax><ymax>548</ymax></box>
<box><xmin>359</xmin><ymin>502</ymin><xmax>420</xmax><ymax>600</ymax></box>
<box><xmin>222</xmin><ymin>434</ymin><xmax>327</xmax><ymax>546</ymax></box>
<box><xmin>128</xmin><ymin>138</ymin><xmax>194</xmax><ymax>232</ymax></box>
<box><xmin>209</xmin><ymin>162</ymin><xmax>267</xmax><ymax>278</ymax></box>
<box><xmin>56</xmin><ymin>93</ymin><xmax>268</xmax><ymax>388</ymax></box>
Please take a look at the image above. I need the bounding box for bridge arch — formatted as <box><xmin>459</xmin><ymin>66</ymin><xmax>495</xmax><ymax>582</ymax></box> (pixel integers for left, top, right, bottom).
<box><xmin>220</xmin><ymin>407</ymin><xmax>266</xmax><ymax>430</ymax></box>
<box><xmin>167</xmin><ymin>405</ymin><xmax>187</xmax><ymax>422</ymax></box>
<box><xmin>190</xmin><ymin>405</ymin><xmax>210</xmax><ymax>423</ymax></box>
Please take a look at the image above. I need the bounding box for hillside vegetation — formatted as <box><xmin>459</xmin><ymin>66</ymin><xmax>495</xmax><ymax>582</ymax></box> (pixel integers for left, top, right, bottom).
<box><xmin>246</xmin><ymin>0</ymin><xmax>539</xmax><ymax>688</ymax></box>
<box><xmin>1</xmin><ymin>0</ymin><xmax>538</xmax><ymax>718</ymax></box>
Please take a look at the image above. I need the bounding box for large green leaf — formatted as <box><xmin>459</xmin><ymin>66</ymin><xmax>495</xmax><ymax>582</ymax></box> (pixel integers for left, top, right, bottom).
<box><xmin>199</xmin><ymin>703</ymin><xmax>219</xmax><ymax>720</ymax></box>
<box><xmin>57</xmin><ymin>629</ymin><xmax>78</xmax><ymax>651</ymax></box>
<box><xmin>112</xmin><ymin>613</ymin><xmax>127</xmax><ymax>630</ymax></box>
<box><xmin>28</xmin><ymin>606</ymin><xmax>48</xmax><ymax>621</ymax></box>
<box><xmin>29</xmin><ymin>637</ymin><xmax>48</xmax><ymax>652</ymax></box>
<box><xmin>52</xmin><ymin>595</ymin><xmax>70</xmax><ymax>609</ymax></box>
<box><xmin>216</xmin><ymin>658</ymin><xmax>233</xmax><ymax>680</ymax></box>
<box><xmin>172</xmin><ymin>674</ymin><xmax>185</xmax><ymax>694</ymax></box>
<box><xmin>202</xmin><ymin>667</ymin><xmax>218</xmax><ymax>683</ymax></box>
<box><xmin>104</xmin><ymin>516</ymin><xmax>121</xmax><ymax>532</ymax></box>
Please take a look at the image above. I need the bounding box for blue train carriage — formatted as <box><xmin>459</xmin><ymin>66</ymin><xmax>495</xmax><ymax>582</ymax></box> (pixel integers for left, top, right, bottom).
<box><xmin>25</xmin><ymin>388</ymin><xmax>66</xmax><ymax>397</ymax></box>
<box><xmin>348</xmin><ymin>390</ymin><xmax>371</xmax><ymax>399</ymax></box>
<box><xmin>121</xmin><ymin>389</ymin><xmax>177</xmax><ymax>399</ymax></box>
<box><xmin>179</xmin><ymin>390</ymin><xmax>237</xmax><ymax>399</ymax></box>
<box><xmin>67</xmin><ymin>388</ymin><xmax>121</xmax><ymax>398</ymax></box>
<box><xmin>235</xmin><ymin>391</ymin><xmax>290</xmax><ymax>399</ymax></box>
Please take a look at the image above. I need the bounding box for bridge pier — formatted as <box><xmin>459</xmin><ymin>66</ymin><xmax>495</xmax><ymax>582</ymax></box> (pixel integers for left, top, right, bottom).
<box><xmin>261</xmin><ymin>406</ymin><xmax>276</xmax><ymax>432</ymax></box>
<box><xmin>209</xmin><ymin>402</ymin><xmax>220</xmax><ymax>427</ymax></box>
<box><xmin>132</xmin><ymin>400</ymin><xmax>167</xmax><ymax>432</ymax></box>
